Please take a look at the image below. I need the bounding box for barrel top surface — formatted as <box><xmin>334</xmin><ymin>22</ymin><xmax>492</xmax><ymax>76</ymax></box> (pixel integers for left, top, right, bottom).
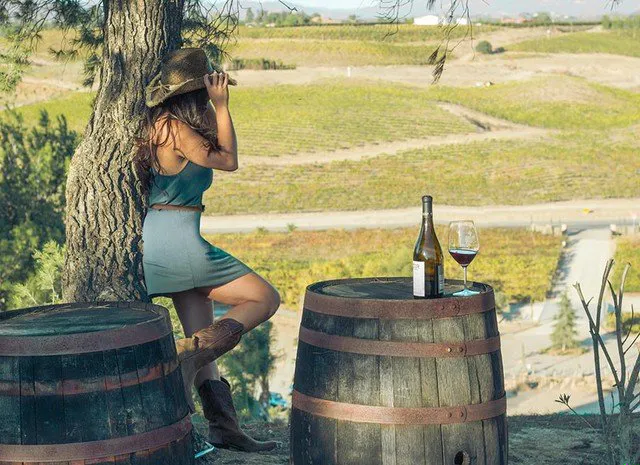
<box><xmin>304</xmin><ymin>277</ymin><xmax>494</xmax><ymax>320</ymax></box>
<box><xmin>0</xmin><ymin>305</ymin><xmax>156</xmax><ymax>337</ymax></box>
<box><xmin>0</xmin><ymin>301</ymin><xmax>172</xmax><ymax>355</ymax></box>
<box><xmin>308</xmin><ymin>277</ymin><xmax>491</xmax><ymax>300</ymax></box>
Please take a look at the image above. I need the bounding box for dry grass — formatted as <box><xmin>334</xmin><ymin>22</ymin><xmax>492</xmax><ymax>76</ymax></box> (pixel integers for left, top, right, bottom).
<box><xmin>189</xmin><ymin>413</ymin><xmax>640</xmax><ymax>465</ymax></box>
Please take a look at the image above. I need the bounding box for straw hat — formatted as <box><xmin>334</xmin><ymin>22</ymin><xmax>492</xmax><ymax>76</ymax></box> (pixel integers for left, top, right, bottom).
<box><xmin>144</xmin><ymin>47</ymin><xmax>237</xmax><ymax>108</ymax></box>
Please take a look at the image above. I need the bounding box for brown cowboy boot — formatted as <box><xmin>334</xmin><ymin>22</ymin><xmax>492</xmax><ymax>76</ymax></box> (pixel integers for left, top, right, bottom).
<box><xmin>198</xmin><ymin>377</ymin><xmax>278</xmax><ymax>452</ymax></box>
<box><xmin>175</xmin><ymin>318</ymin><xmax>245</xmax><ymax>413</ymax></box>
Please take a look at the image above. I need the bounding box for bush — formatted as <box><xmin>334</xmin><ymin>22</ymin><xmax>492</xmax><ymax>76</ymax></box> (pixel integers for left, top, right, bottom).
<box><xmin>226</xmin><ymin>57</ymin><xmax>296</xmax><ymax>70</ymax></box>
<box><xmin>0</xmin><ymin>108</ymin><xmax>77</xmax><ymax>310</ymax></box>
<box><xmin>6</xmin><ymin>240</ymin><xmax>65</xmax><ymax>309</ymax></box>
<box><xmin>476</xmin><ymin>40</ymin><xmax>493</xmax><ymax>54</ymax></box>
<box><xmin>606</xmin><ymin>311</ymin><xmax>639</xmax><ymax>334</ymax></box>
<box><xmin>219</xmin><ymin>320</ymin><xmax>280</xmax><ymax>421</ymax></box>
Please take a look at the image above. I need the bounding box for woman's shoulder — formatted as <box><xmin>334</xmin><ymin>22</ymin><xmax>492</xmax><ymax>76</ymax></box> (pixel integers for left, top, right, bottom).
<box><xmin>154</xmin><ymin>113</ymin><xmax>204</xmax><ymax>145</ymax></box>
<box><xmin>151</xmin><ymin>112</ymin><xmax>173</xmax><ymax>145</ymax></box>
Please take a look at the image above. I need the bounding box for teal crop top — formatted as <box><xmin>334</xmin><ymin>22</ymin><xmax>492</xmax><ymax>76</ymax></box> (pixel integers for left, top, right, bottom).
<box><xmin>148</xmin><ymin>160</ymin><xmax>213</xmax><ymax>208</ymax></box>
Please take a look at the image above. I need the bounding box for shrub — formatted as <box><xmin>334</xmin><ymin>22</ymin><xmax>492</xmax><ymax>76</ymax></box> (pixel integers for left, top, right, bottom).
<box><xmin>0</xmin><ymin>108</ymin><xmax>77</xmax><ymax>310</ymax></box>
<box><xmin>220</xmin><ymin>320</ymin><xmax>280</xmax><ymax>421</ymax></box>
<box><xmin>226</xmin><ymin>57</ymin><xmax>296</xmax><ymax>70</ymax></box>
<box><xmin>606</xmin><ymin>311</ymin><xmax>639</xmax><ymax>334</ymax></box>
<box><xmin>476</xmin><ymin>40</ymin><xmax>493</xmax><ymax>54</ymax></box>
<box><xmin>6</xmin><ymin>240</ymin><xmax>65</xmax><ymax>309</ymax></box>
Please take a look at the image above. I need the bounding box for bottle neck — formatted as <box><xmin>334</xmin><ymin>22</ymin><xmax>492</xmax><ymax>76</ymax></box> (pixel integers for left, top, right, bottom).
<box><xmin>422</xmin><ymin>201</ymin><xmax>433</xmax><ymax>219</ymax></box>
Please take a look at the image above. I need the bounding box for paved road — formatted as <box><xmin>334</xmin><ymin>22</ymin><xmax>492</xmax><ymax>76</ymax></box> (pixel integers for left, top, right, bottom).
<box><xmin>501</xmin><ymin>227</ymin><xmax>626</xmax><ymax>376</ymax></box>
<box><xmin>498</xmin><ymin>227</ymin><xmax>638</xmax><ymax>414</ymax></box>
<box><xmin>539</xmin><ymin>228</ymin><xmax>616</xmax><ymax>328</ymax></box>
<box><xmin>200</xmin><ymin>198</ymin><xmax>640</xmax><ymax>234</ymax></box>
<box><xmin>501</xmin><ymin>227</ymin><xmax>619</xmax><ymax>377</ymax></box>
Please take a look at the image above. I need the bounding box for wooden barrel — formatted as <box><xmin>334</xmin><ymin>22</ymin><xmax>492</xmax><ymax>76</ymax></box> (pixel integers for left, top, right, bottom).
<box><xmin>0</xmin><ymin>301</ymin><xmax>193</xmax><ymax>465</ymax></box>
<box><xmin>290</xmin><ymin>277</ymin><xmax>507</xmax><ymax>465</ymax></box>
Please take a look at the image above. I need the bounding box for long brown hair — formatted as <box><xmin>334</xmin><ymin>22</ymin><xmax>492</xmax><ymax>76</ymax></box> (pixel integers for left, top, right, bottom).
<box><xmin>133</xmin><ymin>87</ymin><xmax>222</xmax><ymax>196</ymax></box>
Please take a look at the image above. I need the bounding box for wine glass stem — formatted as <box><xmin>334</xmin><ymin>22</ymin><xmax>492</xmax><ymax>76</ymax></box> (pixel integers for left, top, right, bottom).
<box><xmin>463</xmin><ymin>265</ymin><xmax>468</xmax><ymax>290</ymax></box>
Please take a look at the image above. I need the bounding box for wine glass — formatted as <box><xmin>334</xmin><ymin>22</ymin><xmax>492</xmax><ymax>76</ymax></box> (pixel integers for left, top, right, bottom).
<box><xmin>448</xmin><ymin>220</ymin><xmax>480</xmax><ymax>296</ymax></box>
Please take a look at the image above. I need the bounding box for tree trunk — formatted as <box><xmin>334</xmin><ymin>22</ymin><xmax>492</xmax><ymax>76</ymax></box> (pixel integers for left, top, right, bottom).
<box><xmin>63</xmin><ymin>0</ymin><xmax>185</xmax><ymax>302</ymax></box>
<box><xmin>259</xmin><ymin>375</ymin><xmax>270</xmax><ymax>407</ymax></box>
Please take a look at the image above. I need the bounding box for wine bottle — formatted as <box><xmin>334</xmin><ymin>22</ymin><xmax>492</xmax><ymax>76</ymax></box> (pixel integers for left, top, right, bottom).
<box><xmin>413</xmin><ymin>195</ymin><xmax>444</xmax><ymax>298</ymax></box>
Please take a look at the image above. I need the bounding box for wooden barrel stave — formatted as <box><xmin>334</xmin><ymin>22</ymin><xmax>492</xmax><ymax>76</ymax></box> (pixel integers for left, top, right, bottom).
<box><xmin>292</xmin><ymin>311</ymin><xmax>339</xmax><ymax>465</ymax></box>
<box><xmin>0</xmin><ymin>355</ymin><xmax>20</xmax><ymax>443</ymax></box>
<box><xmin>291</xmin><ymin>278</ymin><xmax>507</xmax><ymax>465</ymax></box>
<box><xmin>384</xmin><ymin>317</ymin><xmax>441</xmax><ymax>465</ymax></box>
<box><xmin>0</xmin><ymin>302</ymin><xmax>193</xmax><ymax>465</ymax></box>
<box><xmin>336</xmin><ymin>316</ymin><xmax>381</xmax><ymax>465</ymax></box>
<box><xmin>0</xmin><ymin>335</ymin><xmax>185</xmax><ymax>445</ymax></box>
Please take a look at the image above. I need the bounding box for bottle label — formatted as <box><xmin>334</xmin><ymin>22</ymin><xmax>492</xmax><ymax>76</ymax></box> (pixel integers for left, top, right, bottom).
<box><xmin>413</xmin><ymin>261</ymin><xmax>425</xmax><ymax>297</ymax></box>
<box><xmin>438</xmin><ymin>263</ymin><xmax>444</xmax><ymax>295</ymax></box>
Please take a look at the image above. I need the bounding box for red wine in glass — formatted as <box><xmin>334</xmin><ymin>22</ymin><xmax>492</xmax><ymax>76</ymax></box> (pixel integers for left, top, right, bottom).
<box><xmin>449</xmin><ymin>248</ymin><xmax>477</xmax><ymax>267</ymax></box>
<box><xmin>448</xmin><ymin>221</ymin><xmax>480</xmax><ymax>296</ymax></box>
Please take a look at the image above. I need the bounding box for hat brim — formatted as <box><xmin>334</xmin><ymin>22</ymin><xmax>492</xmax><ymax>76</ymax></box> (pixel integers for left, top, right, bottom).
<box><xmin>144</xmin><ymin>71</ymin><xmax>238</xmax><ymax>108</ymax></box>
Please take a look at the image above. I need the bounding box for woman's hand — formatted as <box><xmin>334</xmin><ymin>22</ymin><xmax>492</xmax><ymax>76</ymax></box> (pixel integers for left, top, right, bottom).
<box><xmin>204</xmin><ymin>71</ymin><xmax>229</xmax><ymax>109</ymax></box>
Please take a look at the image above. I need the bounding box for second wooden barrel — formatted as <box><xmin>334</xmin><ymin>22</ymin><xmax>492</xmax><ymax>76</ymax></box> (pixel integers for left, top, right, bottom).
<box><xmin>290</xmin><ymin>277</ymin><xmax>507</xmax><ymax>465</ymax></box>
<box><xmin>0</xmin><ymin>301</ymin><xmax>193</xmax><ymax>465</ymax></box>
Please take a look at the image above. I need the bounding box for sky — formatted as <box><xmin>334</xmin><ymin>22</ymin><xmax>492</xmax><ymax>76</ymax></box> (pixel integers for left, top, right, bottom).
<box><xmin>292</xmin><ymin>0</ymin><xmax>637</xmax><ymax>18</ymax></box>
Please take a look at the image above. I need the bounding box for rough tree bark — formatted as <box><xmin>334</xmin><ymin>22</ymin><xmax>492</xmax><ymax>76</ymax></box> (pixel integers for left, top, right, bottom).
<box><xmin>62</xmin><ymin>0</ymin><xmax>185</xmax><ymax>303</ymax></box>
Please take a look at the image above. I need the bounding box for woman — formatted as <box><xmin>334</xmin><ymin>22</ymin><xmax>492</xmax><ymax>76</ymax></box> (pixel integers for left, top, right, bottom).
<box><xmin>133</xmin><ymin>47</ymin><xmax>280</xmax><ymax>452</ymax></box>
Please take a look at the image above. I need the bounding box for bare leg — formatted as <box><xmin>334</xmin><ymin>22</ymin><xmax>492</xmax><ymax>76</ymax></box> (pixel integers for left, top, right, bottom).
<box><xmin>172</xmin><ymin>289</ymin><xmax>220</xmax><ymax>389</ymax></box>
<box><xmin>171</xmin><ymin>270</ymin><xmax>280</xmax><ymax>390</ymax></box>
<box><xmin>192</xmin><ymin>270</ymin><xmax>280</xmax><ymax>452</ymax></box>
<box><xmin>194</xmin><ymin>271</ymin><xmax>281</xmax><ymax>334</ymax></box>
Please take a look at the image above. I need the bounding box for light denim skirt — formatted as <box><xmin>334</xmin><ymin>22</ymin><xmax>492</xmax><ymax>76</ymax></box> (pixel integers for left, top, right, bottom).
<box><xmin>142</xmin><ymin>209</ymin><xmax>253</xmax><ymax>299</ymax></box>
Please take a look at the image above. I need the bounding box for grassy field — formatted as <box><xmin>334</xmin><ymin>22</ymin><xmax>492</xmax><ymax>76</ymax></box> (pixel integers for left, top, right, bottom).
<box><xmin>510</xmin><ymin>30</ymin><xmax>640</xmax><ymax>58</ymax></box>
<box><xmin>3</xmin><ymin>78</ymin><xmax>476</xmax><ymax>152</ymax></box>
<box><xmin>6</xmin><ymin>76</ymin><xmax>640</xmax><ymax>214</ymax></box>
<box><xmin>613</xmin><ymin>235</ymin><xmax>640</xmax><ymax>292</ymax></box>
<box><xmin>0</xmin><ymin>23</ymin><xmax>494</xmax><ymax>48</ymax></box>
<box><xmin>234</xmin><ymin>23</ymin><xmax>499</xmax><ymax>42</ymax></box>
<box><xmin>0</xmin><ymin>27</ymin><xmax>89</xmax><ymax>56</ymax></box>
<box><xmin>1</xmin><ymin>24</ymin><xmax>480</xmax><ymax>71</ymax></box>
<box><xmin>203</xmin><ymin>130</ymin><xmax>640</xmax><ymax>213</ymax></box>
<box><xmin>226</xmin><ymin>39</ymin><xmax>447</xmax><ymax>66</ymax></box>
<box><xmin>198</xmin><ymin>226</ymin><xmax>562</xmax><ymax>310</ymax></box>
<box><xmin>3</xmin><ymin>91</ymin><xmax>95</xmax><ymax>132</ymax></box>
<box><xmin>9</xmin><ymin>75</ymin><xmax>640</xmax><ymax>144</ymax></box>
<box><xmin>429</xmin><ymin>75</ymin><xmax>640</xmax><ymax>129</ymax></box>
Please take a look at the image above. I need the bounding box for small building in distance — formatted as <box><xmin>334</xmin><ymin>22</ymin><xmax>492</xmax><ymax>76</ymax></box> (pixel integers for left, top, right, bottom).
<box><xmin>309</xmin><ymin>15</ymin><xmax>341</xmax><ymax>24</ymax></box>
<box><xmin>414</xmin><ymin>14</ymin><xmax>441</xmax><ymax>25</ymax></box>
<box><xmin>500</xmin><ymin>15</ymin><xmax>530</xmax><ymax>24</ymax></box>
<box><xmin>414</xmin><ymin>14</ymin><xmax>469</xmax><ymax>26</ymax></box>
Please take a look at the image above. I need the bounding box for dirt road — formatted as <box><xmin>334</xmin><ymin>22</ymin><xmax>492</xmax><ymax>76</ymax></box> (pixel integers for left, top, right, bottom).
<box><xmin>200</xmin><ymin>198</ymin><xmax>640</xmax><ymax>233</ymax></box>
<box><xmin>228</xmin><ymin>53</ymin><xmax>640</xmax><ymax>91</ymax></box>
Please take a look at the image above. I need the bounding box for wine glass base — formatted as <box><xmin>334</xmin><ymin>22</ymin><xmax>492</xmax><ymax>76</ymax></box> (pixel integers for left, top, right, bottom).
<box><xmin>452</xmin><ymin>288</ymin><xmax>480</xmax><ymax>297</ymax></box>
